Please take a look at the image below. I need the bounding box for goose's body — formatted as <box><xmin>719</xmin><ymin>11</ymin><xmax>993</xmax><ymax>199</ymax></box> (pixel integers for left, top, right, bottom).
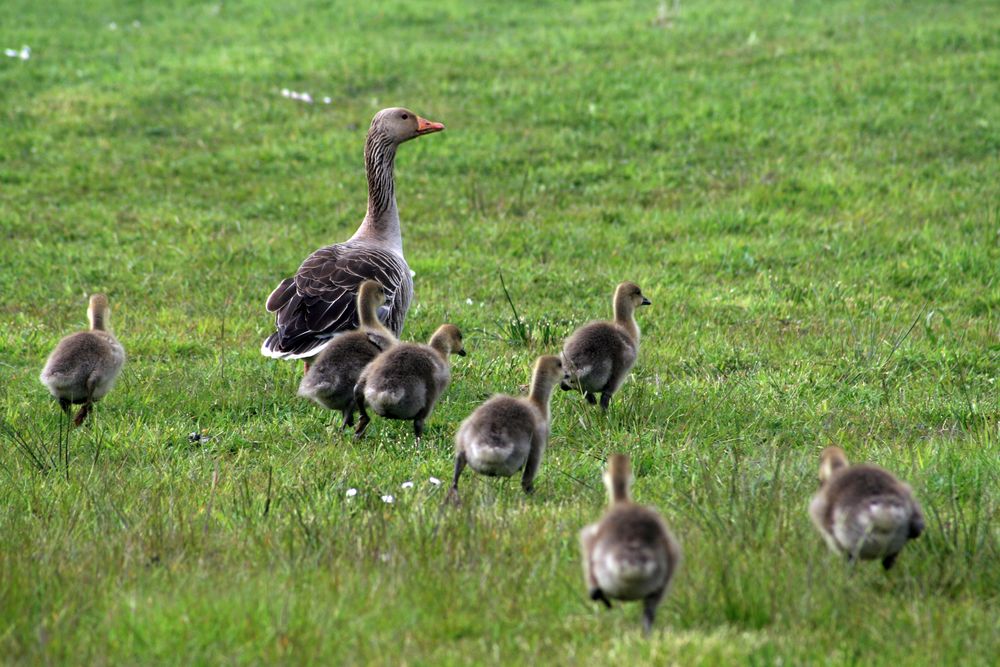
<box><xmin>354</xmin><ymin>324</ymin><xmax>465</xmax><ymax>440</ymax></box>
<box><xmin>448</xmin><ymin>356</ymin><xmax>566</xmax><ymax>502</ymax></box>
<box><xmin>561</xmin><ymin>282</ymin><xmax>650</xmax><ymax>409</ymax></box>
<box><xmin>297</xmin><ymin>280</ymin><xmax>397</xmax><ymax>427</ymax></box>
<box><xmin>580</xmin><ymin>454</ymin><xmax>681</xmax><ymax>634</ymax></box>
<box><xmin>809</xmin><ymin>447</ymin><xmax>924</xmax><ymax>569</ymax></box>
<box><xmin>262</xmin><ymin>107</ymin><xmax>444</xmax><ymax>360</ymax></box>
<box><xmin>40</xmin><ymin>294</ymin><xmax>126</xmax><ymax>426</ymax></box>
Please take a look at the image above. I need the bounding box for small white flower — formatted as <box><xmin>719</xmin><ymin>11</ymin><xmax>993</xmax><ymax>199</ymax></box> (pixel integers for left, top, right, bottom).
<box><xmin>281</xmin><ymin>88</ymin><xmax>291</xmax><ymax>97</ymax></box>
<box><xmin>132</xmin><ymin>20</ymin><xmax>141</xmax><ymax>28</ymax></box>
<box><xmin>465</xmin><ymin>298</ymin><xmax>474</xmax><ymax>305</ymax></box>
<box><xmin>19</xmin><ymin>46</ymin><xmax>30</xmax><ymax>60</ymax></box>
<box><xmin>4</xmin><ymin>49</ymin><xmax>16</xmax><ymax>58</ymax></box>
<box><xmin>381</xmin><ymin>494</ymin><xmax>394</xmax><ymax>504</ymax></box>
<box><xmin>401</xmin><ymin>481</ymin><xmax>414</xmax><ymax>489</ymax></box>
<box><xmin>290</xmin><ymin>91</ymin><xmax>301</xmax><ymax>100</ymax></box>
<box><xmin>345</xmin><ymin>488</ymin><xmax>358</xmax><ymax>498</ymax></box>
<box><xmin>409</xmin><ymin>270</ymin><xmax>416</xmax><ymax>278</ymax></box>
<box><xmin>428</xmin><ymin>477</ymin><xmax>442</xmax><ymax>486</ymax></box>
<box><xmin>108</xmin><ymin>22</ymin><xmax>118</xmax><ymax>30</ymax></box>
<box><xmin>301</xmin><ymin>93</ymin><xmax>313</xmax><ymax>104</ymax></box>
<box><xmin>322</xmin><ymin>96</ymin><xmax>332</xmax><ymax>104</ymax></box>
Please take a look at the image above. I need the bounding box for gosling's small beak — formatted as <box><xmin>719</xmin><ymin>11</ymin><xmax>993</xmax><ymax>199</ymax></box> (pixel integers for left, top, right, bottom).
<box><xmin>641</xmin><ymin>296</ymin><xmax>652</xmax><ymax>306</ymax></box>
<box><xmin>416</xmin><ymin>116</ymin><xmax>445</xmax><ymax>135</ymax></box>
<box><xmin>457</xmin><ymin>349</ymin><xmax>467</xmax><ymax>357</ymax></box>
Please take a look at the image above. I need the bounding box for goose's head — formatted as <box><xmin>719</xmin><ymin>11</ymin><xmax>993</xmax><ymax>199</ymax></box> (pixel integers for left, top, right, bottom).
<box><xmin>818</xmin><ymin>446</ymin><xmax>849</xmax><ymax>486</ymax></box>
<box><xmin>430</xmin><ymin>323</ymin><xmax>467</xmax><ymax>358</ymax></box>
<box><xmin>371</xmin><ymin>107</ymin><xmax>445</xmax><ymax>144</ymax></box>
<box><xmin>616</xmin><ymin>282</ymin><xmax>652</xmax><ymax>310</ymax></box>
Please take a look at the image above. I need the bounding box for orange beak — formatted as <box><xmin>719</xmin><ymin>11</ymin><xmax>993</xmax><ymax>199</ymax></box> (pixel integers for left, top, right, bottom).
<box><xmin>416</xmin><ymin>116</ymin><xmax>445</xmax><ymax>135</ymax></box>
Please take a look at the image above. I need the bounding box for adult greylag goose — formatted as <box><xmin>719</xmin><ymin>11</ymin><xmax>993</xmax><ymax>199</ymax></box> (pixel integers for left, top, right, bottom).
<box><xmin>447</xmin><ymin>355</ymin><xmax>568</xmax><ymax>503</ymax></box>
<box><xmin>353</xmin><ymin>323</ymin><xmax>466</xmax><ymax>441</ymax></box>
<box><xmin>261</xmin><ymin>107</ymin><xmax>444</xmax><ymax>361</ymax></box>
<box><xmin>560</xmin><ymin>282</ymin><xmax>651</xmax><ymax>410</ymax></box>
<box><xmin>580</xmin><ymin>454</ymin><xmax>681</xmax><ymax>634</ymax></box>
<box><xmin>40</xmin><ymin>294</ymin><xmax>126</xmax><ymax>426</ymax></box>
<box><xmin>297</xmin><ymin>280</ymin><xmax>397</xmax><ymax>429</ymax></box>
<box><xmin>809</xmin><ymin>447</ymin><xmax>924</xmax><ymax>570</ymax></box>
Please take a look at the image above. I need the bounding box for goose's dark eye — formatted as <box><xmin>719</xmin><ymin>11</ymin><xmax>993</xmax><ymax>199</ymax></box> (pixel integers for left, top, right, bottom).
<box><xmin>401</xmin><ymin>113</ymin><xmax>409</xmax><ymax>120</ymax></box>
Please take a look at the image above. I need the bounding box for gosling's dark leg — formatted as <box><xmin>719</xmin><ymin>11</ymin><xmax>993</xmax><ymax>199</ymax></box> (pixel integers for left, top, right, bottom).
<box><xmin>642</xmin><ymin>586</ymin><xmax>666</xmax><ymax>636</ymax></box>
<box><xmin>73</xmin><ymin>401</ymin><xmax>92</xmax><ymax>427</ymax></box>
<box><xmin>447</xmin><ymin>451</ymin><xmax>467</xmax><ymax>505</ymax></box>
<box><xmin>589</xmin><ymin>587</ymin><xmax>612</xmax><ymax>609</ymax></box>
<box><xmin>882</xmin><ymin>552</ymin><xmax>899</xmax><ymax>570</ymax></box>
<box><xmin>341</xmin><ymin>406</ymin><xmax>355</xmax><ymax>429</ymax></box>
<box><xmin>59</xmin><ymin>398</ymin><xmax>71</xmax><ymax>415</ymax></box>
<box><xmin>353</xmin><ymin>383</ymin><xmax>370</xmax><ymax>438</ymax></box>
<box><xmin>584</xmin><ymin>391</ymin><xmax>597</xmax><ymax>405</ymax></box>
<box><xmin>599</xmin><ymin>392</ymin><xmax>612</xmax><ymax>411</ymax></box>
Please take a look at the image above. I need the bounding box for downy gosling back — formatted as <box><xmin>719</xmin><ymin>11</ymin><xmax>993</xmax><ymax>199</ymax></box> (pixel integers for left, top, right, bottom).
<box><xmin>809</xmin><ymin>446</ymin><xmax>924</xmax><ymax>570</ymax></box>
<box><xmin>561</xmin><ymin>282</ymin><xmax>650</xmax><ymax>410</ymax></box>
<box><xmin>580</xmin><ymin>454</ymin><xmax>681</xmax><ymax>634</ymax></box>
<box><xmin>354</xmin><ymin>323</ymin><xmax>466</xmax><ymax>441</ymax></box>
<box><xmin>448</xmin><ymin>355</ymin><xmax>568</xmax><ymax>503</ymax></box>
<box><xmin>40</xmin><ymin>294</ymin><xmax>126</xmax><ymax>426</ymax></box>
<box><xmin>297</xmin><ymin>280</ymin><xmax>397</xmax><ymax>429</ymax></box>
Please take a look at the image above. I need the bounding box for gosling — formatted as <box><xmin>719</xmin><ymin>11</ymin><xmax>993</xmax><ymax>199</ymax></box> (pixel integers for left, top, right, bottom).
<box><xmin>39</xmin><ymin>294</ymin><xmax>126</xmax><ymax>426</ymax></box>
<box><xmin>354</xmin><ymin>324</ymin><xmax>466</xmax><ymax>440</ymax></box>
<box><xmin>580</xmin><ymin>454</ymin><xmax>681</xmax><ymax>634</ymax></box>
<box><xmin>561</xmin><ymin>282</ymin><xmax>650</xmax><ymax>410</ymax></box>
<box><xmin>298</xmin><ymin>280</ymin><xmax>397</xmax><ymax>429</ymax></box>
<box><xmin>809</xmin><ymin>446</ymin><xmax>924</xmax><ymax>570</ymax></box>
<box><xmin>447</xmin><ymin>355</ymin><xmax>568</xmax><ymax>503</ymax></box>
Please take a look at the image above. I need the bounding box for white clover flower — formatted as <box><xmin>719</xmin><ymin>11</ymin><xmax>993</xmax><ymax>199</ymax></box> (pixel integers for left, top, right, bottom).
<box><xmin>323</xmin><ymin>96</ymin><xmax>332</xmax><ymax>104</ymax></box>
<box><xmin>301</xmin><ymin>93</ymin><xmax>313</xmax><ymax>104</ymax></box>
<box><xmin>401</xmin><ymin>481</ymin><xmax>414</xmax><ymax>489</ymax></box>
<box><xmin>345</xmin><ymin>488</ymin><xmax>358</xmax><ymax>498</ymax></box>
<box><xmin>428</xmin><ymin>477</ymin><xmax>442</xmax><ymax>486</ymax></box>
<box><xmin>132</xmin><ymin>20</ymin><xmax>141</xmax><ymax>28</ymax></box>
<box><xmin>108</xmin><ymin>22</ymin><xmax>118</xmax><ymax>30</ymax></box>
<box><xmin>465</xmin><ymin>298</ymin><xmax>474</xmax><ymax>305</ymax></box>
<box><xmin>281</xmin><ymin>88</ymin><xmax>291</xmax><ymax>97</ymax></box>
<box><xmin>4</xmin><ymin>49</ymin><xmax>16</xmax><ymax>58</ymax></box>
<box><xmin>18</xmin><ymin>46</ymin><xmax>30</xmax><ymax>60</ymax></box>
<box><xmin>381</xmin><ymin>494</ymin><xmax>394</xmax><ymax>504</ymax></box>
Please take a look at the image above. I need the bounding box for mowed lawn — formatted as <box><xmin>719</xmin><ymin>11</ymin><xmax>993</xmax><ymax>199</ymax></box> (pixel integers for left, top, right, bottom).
<box><xmin>1</xmin><ymin>0</ymin><xmax>998</xmax><ymax>664</ymax></box>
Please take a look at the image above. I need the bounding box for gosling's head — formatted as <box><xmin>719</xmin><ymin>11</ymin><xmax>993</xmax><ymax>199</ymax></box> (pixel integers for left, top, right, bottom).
<box><xmin>533</xmin><ymin>355</ymin><xmax>567</xmax><ymax>385</ymax></box>
<box><xmin>615</xmin><ymin>282</ymin><xmax>652</xmax><ymax>311</ymax></box>
<box><xmin>430</xmin><ymin>324</ymin><xmax>467</xmax><ymax>357</ymax></box>
<box><xmin>818</xmin><ymin>446</ymin><xmax>849</xmax><ymax>485</ymax></box>
<box><xmin>603</xmin><ymin>453</ymin><xmax>634</xmax><ymax>503</ymax></box>
<box><xmin>370</xmin><ymin>107</ymin><xmax>445</xmax><ymax>145</ymax></box>
<box><xmin>356</xmin><ymin>280</ymin><xmax>388</xmax><ymax>312</ymax></box>
<box><xmin>88</xmin><ymin>293</ymin><xmax>110</xmax><ymax>331</ymax></box>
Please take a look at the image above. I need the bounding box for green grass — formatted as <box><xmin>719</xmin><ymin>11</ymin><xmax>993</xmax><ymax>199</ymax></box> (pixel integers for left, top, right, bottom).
<box><xmin>1</xmin><ymin>0</ymin><xmax>999</xmax><ymax>663</ymax></box>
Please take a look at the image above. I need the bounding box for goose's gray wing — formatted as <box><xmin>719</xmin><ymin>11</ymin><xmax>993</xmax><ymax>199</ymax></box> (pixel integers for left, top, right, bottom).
<box><xmin>261</xmin><ymin>241</ymin><xmax>412</xmax><ymax>359</ymax></box>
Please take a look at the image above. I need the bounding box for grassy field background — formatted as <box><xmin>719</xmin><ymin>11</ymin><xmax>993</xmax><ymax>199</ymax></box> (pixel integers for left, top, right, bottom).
<box><xmin>1</xmin><ymin>0</ymin><xmax>998</xmax><ymax>664</ymax></box>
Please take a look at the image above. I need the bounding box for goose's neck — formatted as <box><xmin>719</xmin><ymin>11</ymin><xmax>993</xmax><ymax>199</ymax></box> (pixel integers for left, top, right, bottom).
<box><xmin>528</xmin><ymin>373</ymin><xmax>557</xmax><ymax>418</ymax></box>
<box><xmin>354</xmin><ymin>129</ymin><xmax>402</xmax><ymax>252</ymax></box>
<box><xmin>613</xmin><ymin>297</ymin><xmax>639</xmax><ymax>341</ymax></box>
